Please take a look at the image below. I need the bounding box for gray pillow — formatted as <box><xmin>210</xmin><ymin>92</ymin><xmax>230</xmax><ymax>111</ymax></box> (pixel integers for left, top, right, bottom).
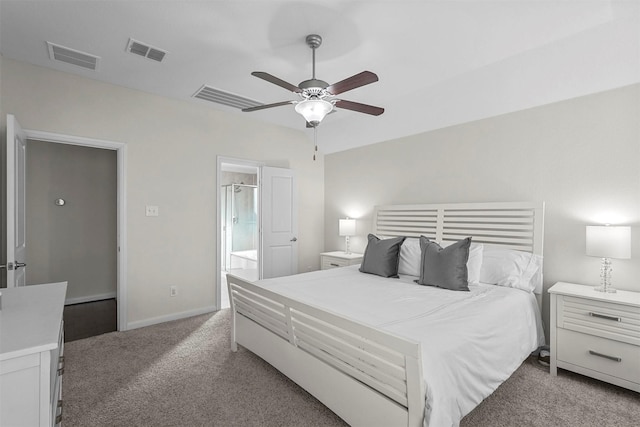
<box><xmin>359</xmin><ymin>234</ymin><xmax>406</xmax><ymax>278</ymax></box>
<box><xmin>416</xmin><ymin>236</ymin><xmax>471</xmax><ymax>291</ymax></box>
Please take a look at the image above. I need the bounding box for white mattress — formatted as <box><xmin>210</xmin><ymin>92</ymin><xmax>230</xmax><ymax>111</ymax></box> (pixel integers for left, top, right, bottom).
<box><xmin>257</xmin><ymin>265</ymin><xmax>544</xmax><ymax>427</ymax></box>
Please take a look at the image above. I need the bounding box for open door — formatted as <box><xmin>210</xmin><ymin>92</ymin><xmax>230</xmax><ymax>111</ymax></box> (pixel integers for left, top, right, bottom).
<box><xmin>5</xmin><ymin>115</ymin><xmax>28</xmax><ymax>287</ymax></box>
<box><xmin>261</xmin><ymin>166</ymin><xmax>298</xmax><ymax>279</ymax></box>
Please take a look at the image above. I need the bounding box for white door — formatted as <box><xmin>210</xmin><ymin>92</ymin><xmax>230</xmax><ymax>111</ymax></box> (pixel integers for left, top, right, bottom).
<box><xmin>261</xmin><ymin>166</ymin><xmax>298</xmax><ymax>279</ymax></box>
<box><xmin>5</xmin><ymin>115</ymin><xmax>28</xmax><ymax>287</ymax></box>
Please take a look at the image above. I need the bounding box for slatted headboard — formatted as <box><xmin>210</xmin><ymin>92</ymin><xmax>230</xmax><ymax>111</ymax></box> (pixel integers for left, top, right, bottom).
<box><xmin>373</xmin><ymin>201</ymin><xmax>545</xmax><ymax>305</ymax></box>
<box><xmin>373</xmin><ymin>201</ymin><xmax>544</xmax><ymax>256</ymax></box>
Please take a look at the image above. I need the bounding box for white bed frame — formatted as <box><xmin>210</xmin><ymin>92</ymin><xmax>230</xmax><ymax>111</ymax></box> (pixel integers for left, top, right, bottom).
<box><xmin>227</xmin><ymin>201</ymin><xmax>544</xmax><ymax>427</ymax></box>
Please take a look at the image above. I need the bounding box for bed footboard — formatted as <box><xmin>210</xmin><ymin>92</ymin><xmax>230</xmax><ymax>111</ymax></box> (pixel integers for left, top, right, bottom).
<box><xmin>227</xmin><ymin>274</ymin><xmax>426</xmax><ymax>427</ymax></box>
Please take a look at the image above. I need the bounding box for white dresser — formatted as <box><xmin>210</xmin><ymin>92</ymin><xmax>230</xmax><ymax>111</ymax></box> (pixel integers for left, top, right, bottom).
<box><xmin>549</xmin><ymin>282</ymin><xmax>640</xmax><ymax>392</ymax></box>
<box><xmin>320</xmin><ymin>251</ymin><xmax>363</xmax><ymax>270</ymax></box>
<box><xmin>0</xmin><ymin>282</ymin><xmax>67</xmax><ymax>426</ymax></box>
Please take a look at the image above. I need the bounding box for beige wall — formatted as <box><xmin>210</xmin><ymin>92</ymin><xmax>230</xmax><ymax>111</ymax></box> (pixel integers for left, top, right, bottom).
<box><xmin>26</xmin><ymin>140</ymin><xmax>117</xmax><ymax>302</ymax></box>
<box><xmin>325</xmin><ymin>84</ymin><xmax>640</xmax><ymax>339</ymax></box>
<box><xmin>1</xmin><ymin>58</ymin><xmax>325</xmax><ymax>326</ymax></box>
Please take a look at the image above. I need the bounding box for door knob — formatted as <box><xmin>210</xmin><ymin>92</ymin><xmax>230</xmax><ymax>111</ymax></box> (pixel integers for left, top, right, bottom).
<box><xmin>13</xmin><ymin>261</ymin><xmax>27</xmax><ymax>270</ymax></box>
<box><xmin>290</xmin><ymin>237</ymin><xmax>298</xmax><ymax>242</ymax></box>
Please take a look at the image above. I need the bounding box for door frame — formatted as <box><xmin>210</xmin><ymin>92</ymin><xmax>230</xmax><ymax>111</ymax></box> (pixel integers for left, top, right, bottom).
<box><xmin>5</xmin><ymin>115</ymin><xmax>28</xmax><ymax>286</ymax></box>
<box><xmin>216</xmin><ymin>156</ymin><xmax>262</xmax><ymax>311</ymax></box>
<box><xmin>23</xmin><ymin>128</ymin><xmax>128</xmax><ymax>331</ymax></box>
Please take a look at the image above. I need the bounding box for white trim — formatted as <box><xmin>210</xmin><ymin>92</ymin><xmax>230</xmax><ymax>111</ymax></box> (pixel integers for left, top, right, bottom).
<box><xmin>65</xmin><ymin>292</ymin><xmax>116</xmax><ymax>306</ymax></box>
<box><xmin>216</xmin><ymin>156</ymin><xmax>263</xmax><ymax>311</ymax></box>
<box><xmin>23</xmin><ymin>129</ymin><xmax>129</xmax><ymax>331</ymax></box>
<box><xmin>126</xmin><ymin>305</ymin><xmax>217</xmax><ymax>330</ymax></box>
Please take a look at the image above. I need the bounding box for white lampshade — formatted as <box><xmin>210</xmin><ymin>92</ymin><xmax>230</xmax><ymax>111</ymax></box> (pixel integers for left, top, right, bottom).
<box><xmin>339</xmin><ymin>218</ymin><xmax>356</xmax><ymax>237</ymax></box>
<box><xmin>586</xmin><ymin>226</ymin><xmax>631</xmax><ymax>259</ymax></box>
<box><xmin>295</xmin><ymin>99</ymin><xmax>333</xmax><ymax>125</ymax></box>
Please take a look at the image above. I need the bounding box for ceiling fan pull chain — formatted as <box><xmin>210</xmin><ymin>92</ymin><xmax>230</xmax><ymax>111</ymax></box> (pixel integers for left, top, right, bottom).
<box><xmin>313</xmin><ymin>126</ymin><xmax>318</xmax><ymax>161</ymax></box>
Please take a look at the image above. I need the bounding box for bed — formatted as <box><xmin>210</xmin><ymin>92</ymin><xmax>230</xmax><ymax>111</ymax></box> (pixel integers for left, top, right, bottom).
<box><xmin>227</xmin><ymin>201</ymin><xmax>545</xmax><ymax>427</ymax></box>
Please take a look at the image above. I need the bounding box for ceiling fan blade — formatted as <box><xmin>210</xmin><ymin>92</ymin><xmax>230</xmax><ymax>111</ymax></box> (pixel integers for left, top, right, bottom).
<box><xmin>242</xmin><ymin>100</ymin><xmax>295</xmax><ymax>112</ymax></box>
<box><xmin>326</xmin><ymin>71</ymin><xmax>379</xmax><ymax>95</ymax></box>
<box><xmin>251</xmin><ymin>71</ymin><xmax>302</xmax><ymax>93</ymax></box>
<box><xmin>334</xmin><ymin>99</ymin><xmax>384</xmax><ymax>116</ymax></box>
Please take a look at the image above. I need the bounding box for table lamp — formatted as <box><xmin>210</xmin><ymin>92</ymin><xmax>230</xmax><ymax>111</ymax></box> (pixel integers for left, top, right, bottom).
<box><xmin>339</xmin><ymin>218</ymin><xmax>356</xmax><ymax>254</ymax></box>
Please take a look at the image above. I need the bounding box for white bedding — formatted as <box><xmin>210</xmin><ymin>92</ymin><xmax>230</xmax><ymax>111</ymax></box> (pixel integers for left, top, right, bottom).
<box><xmin>256</xmin><ymin>265</ymin><xmax>545</xmax><ymax>427</ymax></box>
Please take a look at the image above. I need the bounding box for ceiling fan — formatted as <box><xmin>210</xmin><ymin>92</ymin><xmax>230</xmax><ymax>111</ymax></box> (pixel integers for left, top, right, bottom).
<box><xmin>242</xmin><ymin>34</ymin><xmax>384</xmax><ymax>127</ymax></box>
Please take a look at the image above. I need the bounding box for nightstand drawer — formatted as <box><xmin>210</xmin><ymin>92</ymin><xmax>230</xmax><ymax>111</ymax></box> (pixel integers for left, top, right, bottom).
<box><xmin>558</xmin><ymin>296</ymin><xmax>640</xmax><ymax>345</ymax></box>
<box><xmin>322</xmin><ymin>257</ymin><xmax>350</xmax><ymax>269</ymax></box>
<box><xmin>557</xmin><ymin>328</ymin><xmax>640</xmax><ymax>384</ymax></box>
<box><xmin>320</xmin><ymin>252</ymin><xmax>363</xmax><ymax>270</ymax></box>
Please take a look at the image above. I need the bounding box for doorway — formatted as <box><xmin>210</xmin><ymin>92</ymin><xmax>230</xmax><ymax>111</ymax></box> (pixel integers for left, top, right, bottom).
<box><xmin>221</xmin><ymin>182</ymin><xmax>258</xmax><ymax>279</ymax></box>
<box><xmin>216</xmin><ymin>157</ymin><xmax>298</xmax><ymax>310</ymax></box>
<box><xmin>9</xmin><ymin>121</ymin><xmax>128</xmax><ymax>331</ymax></box>
<box><xmin>26</xmin><ymin>139</ymin><xmax>117</xmax><ymax>340</ymax></box>
<box><xmin>218</xmin><ymin>159</ymin><xmax>260</xmax><ymax>309</ymax></box>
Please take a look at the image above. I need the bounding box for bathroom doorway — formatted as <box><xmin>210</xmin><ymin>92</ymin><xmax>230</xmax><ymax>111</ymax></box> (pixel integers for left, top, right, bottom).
<box><xmin>218</xmin><ymin>159</ymin><xmax>260</xmax><ymax>308</ymax></box>
<box><xmin>221</xmin><ymin>182</ymin><xmax>258</xmax><ymax>280</ymax></box>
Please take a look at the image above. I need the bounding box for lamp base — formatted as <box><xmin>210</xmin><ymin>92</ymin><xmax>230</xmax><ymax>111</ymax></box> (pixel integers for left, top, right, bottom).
<box><xmin>344</xmin><ymin>236</ymin><xmax>351</xmax><ymax>255</ymax></box>
<box><xmin>594</xmin><ymin>285</ymin><xmax>617</xmax><ymax>293</ymax></box>
<box><xmin>595</xmin><ymin>257</ymin><xmax>616</xmax><ymax>293</ymax></box>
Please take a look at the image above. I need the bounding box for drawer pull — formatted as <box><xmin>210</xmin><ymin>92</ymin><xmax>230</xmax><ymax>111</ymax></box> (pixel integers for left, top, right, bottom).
<box><xmin>55</xmin><ymin>400</ymin><xmax>63</xmax><ymax>425</ymax></box>
<box><xmin>330</xmin><ymin>263</ymin><xmax>340</xmax><ymax>267</ymax></box>
<box><xmin>588</xmin><ymin>350</ymin><xmax>622</xmax><ymax>362</ymax></box>
<box><xmin>58</xmin><ymin>355</ymin><xmax>65</xmax><ymax>376</ymax></box>
<box><xmin>588</xmin><ymin>312</ymin><xmax>621</xmax><ymax>322</ymax></box>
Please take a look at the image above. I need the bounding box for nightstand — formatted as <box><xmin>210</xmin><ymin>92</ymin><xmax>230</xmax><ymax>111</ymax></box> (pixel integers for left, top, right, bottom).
<box><xmin>320</xmin><ymin>251</ymin><xmax>363</xmax><ymax>270</ymax></box>
<box><xmin>549</xmin><ymin>282</ymin><xmax>640</xmax><ymax>392</ymax></box>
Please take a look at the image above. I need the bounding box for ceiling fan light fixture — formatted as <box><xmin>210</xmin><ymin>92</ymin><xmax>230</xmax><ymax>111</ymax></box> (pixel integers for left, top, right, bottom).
<box><xmin>295</xmin><ymin>98</ymin><xmax>333</xmax><ymax>126</ymax></box>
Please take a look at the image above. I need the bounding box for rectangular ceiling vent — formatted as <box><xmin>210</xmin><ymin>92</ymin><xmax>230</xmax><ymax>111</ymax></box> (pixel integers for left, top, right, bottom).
<box><xmin>193</xmin><ymin>85</ymin><xmax>263</xmax><ymax>110</ymax></box>
<box><xmin>126</xmin><ymin>38</ymin><xmax>167</xmax><ymax>62</ymax></box>
<box><xmin>47</xmin><ymin>42</ymin><xmax>100</xmax><ymax>71</ymax></box>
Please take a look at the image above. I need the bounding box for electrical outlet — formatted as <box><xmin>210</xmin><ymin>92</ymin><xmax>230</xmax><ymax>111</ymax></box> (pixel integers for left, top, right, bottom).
<box><xmin>170</xmin><ymin>286</ymin><xmax>177</xmax><ymax>297</ymax></box>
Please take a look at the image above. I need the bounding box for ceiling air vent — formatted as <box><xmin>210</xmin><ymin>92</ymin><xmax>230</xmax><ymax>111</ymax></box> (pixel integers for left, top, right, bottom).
<box><xmin>193</xmin><ymin>85</ymin><xmax>263</xmax><ymax>110</ymax></box>
<box><xmin>47</xmin><ymin>42</ymin><xmax>100</xmax><ymax>71</ymax></box>
<box><xmin>126</xmin><ymin>38</ymin><xmax>167</xmax><ymax>62</ymax></box>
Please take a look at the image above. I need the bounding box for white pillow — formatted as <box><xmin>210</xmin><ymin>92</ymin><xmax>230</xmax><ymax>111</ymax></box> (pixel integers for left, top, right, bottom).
<box><xmin>398</xmin><ymin>238</ymin><xmax>421</xmax><ymax>276</ymax></box>
<box><xmin>441</xmin><ymin>241</ymin><xmax>484</xmax><ymax>284</ymax></box>
<box><xmin>480</xmin><ymin>247</ymin><xmax>542</xmax><ymax>292</ymax></box>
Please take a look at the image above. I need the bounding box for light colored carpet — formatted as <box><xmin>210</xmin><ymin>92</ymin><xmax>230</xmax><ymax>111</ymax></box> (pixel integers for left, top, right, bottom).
<box><xmin>64</xmin><ymin>310</ymin><xmax>639</xmax><ymax>426</ymax></box>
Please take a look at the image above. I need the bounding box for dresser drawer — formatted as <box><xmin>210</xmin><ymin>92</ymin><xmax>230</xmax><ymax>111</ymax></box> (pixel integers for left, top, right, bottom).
<box><xmin>557</xmin><ymin>328</ymin><xmax>640</xmax><ymax>384</ymax></box>
<box><xmin>322</xmin><ymin>257</ymin><xmax>350</xmax><ymax>269</ymax></box>
<box><xmin>50</xmin><ymin>322</ymin><xmax>64</xmax><ymax>398</ymax></box>
<box><xmin>558</xmin><ymin>295</ymin><xmax>640</xmax><ymax>346</ymax></box>
<box><xmin>50</xmin><ymin>322</ymin><xmax>64</xmax><ymax>426</ymax></box>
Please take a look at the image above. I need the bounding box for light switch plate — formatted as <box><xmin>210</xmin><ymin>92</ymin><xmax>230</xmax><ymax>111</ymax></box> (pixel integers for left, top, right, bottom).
<box><xmin>145</xmin><ymin>205</ymin><xmax>159</xmax><ymax>217</ymax></box>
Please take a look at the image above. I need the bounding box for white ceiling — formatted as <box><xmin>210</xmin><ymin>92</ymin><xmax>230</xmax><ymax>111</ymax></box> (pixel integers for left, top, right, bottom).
<box><xmin>1</xmin><ymin>1</ymin><xmax>638</xmax><ymax>154</ymax></box>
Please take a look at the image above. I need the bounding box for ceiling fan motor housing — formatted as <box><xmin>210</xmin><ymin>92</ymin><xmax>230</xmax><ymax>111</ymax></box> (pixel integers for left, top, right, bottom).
<box><xmin>299</xmin><ymin>79</ymin><xmax>329</xmax><ymax>90</ymax></box>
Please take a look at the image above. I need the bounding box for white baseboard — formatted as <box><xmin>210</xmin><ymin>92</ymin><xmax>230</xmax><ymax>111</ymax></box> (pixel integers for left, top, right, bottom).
<box><xmin>65</xmin><ymin>292</ymin><xmax>116</xmax><ymax>306</ymax></box>
<box><xmin>126</xmin><ymin>305</ymin><xmax>218</xmax><ymax>331</ymax></box>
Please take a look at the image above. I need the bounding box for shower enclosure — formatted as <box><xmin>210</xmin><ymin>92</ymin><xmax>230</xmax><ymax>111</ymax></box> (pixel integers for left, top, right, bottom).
<box><xmin>221</xmin><ymin>183</ymin><xmax>258</xmax><ymax>281</ymax></box>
